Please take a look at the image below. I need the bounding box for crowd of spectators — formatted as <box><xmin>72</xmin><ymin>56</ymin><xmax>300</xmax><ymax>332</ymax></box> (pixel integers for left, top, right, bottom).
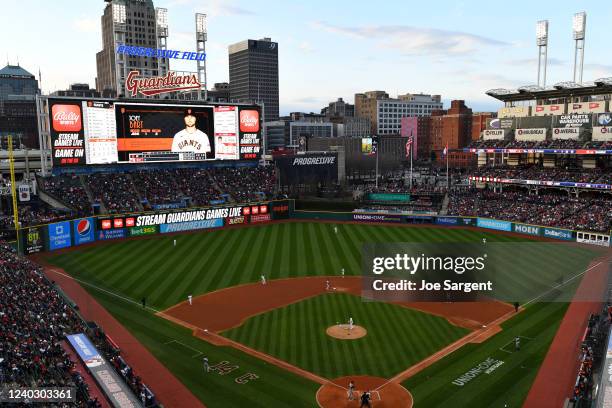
<box><xmin>39</xmin><ymin>175</ymin><xmax>91</xmax><ymax>213</ymax></box>
<box><xmin>469</xmin><ymin>139</ymin><xmax>592</xmax><ymax>150</ymax></box>
<box><xmin>0</xmin><ymin>241</ymin><xmax>158</xmax><ymax>407</ymax></box>
<box><xmin>209</xmin><ymin>166</ymin><xmax>275</xmax><ymax>203</ymax></box>
<box><xmin>0</xmin><ymin>241</ymin><xmax>100</xmax><ymax>407</ymax></box>
<box><xmin>86</xmin><ymin>173</ymin><xmax>142</xmax><ymax>214</ymax></box>
<box><xmin>132</xmin><ymin>170</ymin><xmax>184</xmax><ymax>206</ymax></box>
<box><xmin>448</xmin><ymin>188</ymin><xmax>612</xmax><ymax>233</ymax></box>
<box><xmin>175</xmin><ymin>169</ymin><xmax>224</xmax><ymax>206</ymax></box>
<box><xmin>470</xmin><ymin>165</ymin><xmax>612</xmax><ymax>185</ymax></box>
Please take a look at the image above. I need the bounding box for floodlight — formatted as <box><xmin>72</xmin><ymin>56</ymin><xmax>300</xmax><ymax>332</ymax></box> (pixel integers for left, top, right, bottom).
<box><xmin>573</xmin><ymin>12</ymin><xmax>586</xmax><ymax>40</ymax></box>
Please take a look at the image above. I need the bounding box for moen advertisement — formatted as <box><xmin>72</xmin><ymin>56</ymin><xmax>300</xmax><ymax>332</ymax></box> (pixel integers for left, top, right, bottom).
<box><xmin>49</xmin><ymin>97</ymin><xmax>262</xmax><ymax>166</ymax></box>
<box><xmin>48</xmin><ymin>221</ymin><xmax>72</xmax><ymax>250</ymax></box>
<box><xmin>513</xmin><ymin>223</ymin><xmax>540</xmax><ymax>236</ymax></box>
<box><xmin>24</xmin><ymin>226</ymin><xmax>45</xmax><ymax>254</ymax></box>
<box><xmin>73</xmin><ymin>218</ymin><xmax>95</xmax><ymax>245</ymax></box>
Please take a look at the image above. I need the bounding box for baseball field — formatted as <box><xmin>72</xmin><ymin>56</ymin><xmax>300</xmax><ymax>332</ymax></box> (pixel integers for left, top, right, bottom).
<box><xmin>43</xmin><ymin>221</ymin><xmax>603</xmax><ymax>407</ymax></box>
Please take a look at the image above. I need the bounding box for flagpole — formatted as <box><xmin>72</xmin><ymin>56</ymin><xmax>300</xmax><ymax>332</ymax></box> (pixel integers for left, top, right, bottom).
<box><xmin>375</xmin><ymin>144</ymin><xmax>379</xmax><ymax>189</ymax></box>
<box><xmin>409</xmin><ymin>143</ymin><xmax>413</xmax><ymax>190</ymax></box>
<box><xmin>446</xmin><ymin>147</ymin><xmax>449</xmax><ymax>190</ymax></box>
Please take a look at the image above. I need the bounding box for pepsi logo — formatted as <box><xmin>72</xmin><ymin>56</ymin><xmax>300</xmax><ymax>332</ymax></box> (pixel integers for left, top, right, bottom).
<box><xmin>77</xmin><ymin>219</ymin><xmax>91</xmax><ymax>237</ymax></box>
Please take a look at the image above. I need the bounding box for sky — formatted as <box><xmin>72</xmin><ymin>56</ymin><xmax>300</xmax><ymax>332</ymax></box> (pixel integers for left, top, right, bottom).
<box><xmin>2</xmin><ymin>0</ymin><xmax>611</xmax><ymax>114</ymax></box>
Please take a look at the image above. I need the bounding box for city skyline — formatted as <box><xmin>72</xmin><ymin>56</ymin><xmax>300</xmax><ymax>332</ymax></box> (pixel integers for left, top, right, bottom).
<box><xmin>2</xmin><ymin>0</ymin><xmax>611</xmax><ymax>114</ymax></box>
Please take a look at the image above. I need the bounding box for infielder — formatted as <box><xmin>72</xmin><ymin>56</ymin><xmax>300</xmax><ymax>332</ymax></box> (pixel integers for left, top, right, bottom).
<box><xmin>348</xmin><ymin>380</ymin><xmax>355</xmax><ymax>400</ymax></box>
<box><xmin>515</xmin><ymin>337</ymin><xmax>520</xmax><ymax>351</ymax></box>
<box><xmin>260</xmin><ymin>274</ymin><xmax>267</xmax><ymax>285</ymax></box>
<box><xmin>341</xmin><ymin>268</ymin><xmax>345</xmax><ymax>278</ymax></box>
<box><xmin>188</xmin><ymin>294</ymin><xmax>193</xmax><ymax>305</ymax></box>
<box><xmin>203</xmin><ymin>357</ymin><xmax>210</xmax><ymax>372</ymax></box>
<box><xmin>326</xmin><ymin>280</ymin><xmax>331</xmax><ymax>291</ymax></box>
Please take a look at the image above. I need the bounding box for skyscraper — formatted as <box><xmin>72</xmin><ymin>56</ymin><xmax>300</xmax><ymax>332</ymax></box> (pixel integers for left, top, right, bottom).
<box><xmin>228</xmin><ymin>38</ymin><xmax>279</xmax><ymax>122</ymax></box>
<box><xmin>95</xmin><ymin>0</ymin><xmax>169</xmax><ymax>97</ymax></box>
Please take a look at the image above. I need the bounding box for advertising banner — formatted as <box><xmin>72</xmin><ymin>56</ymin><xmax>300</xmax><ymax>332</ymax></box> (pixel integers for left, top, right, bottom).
<box><xmin>595</xmin><ymin>113</ymin><xmax>612</xmax><ymax>127</ymax></box>
<box><xmin>593</xmin><ymin>126</ymin><xmax>612</xmax><ymax>141</ymax></box>
<box><xmin>49</xmin><ymin>100</ymin><xmax>86</xmax><ymax>166</ymax></box>
<box><xmin>66</xmin><ymin>334</ymin><xmax>140</xmax><ymax>407</ymax></box>
<box><xmin>476</xmin><ymin>218</ymin><xmax>512</xmax><ymax>231</ymax></box>
<box><xmin>227</xmin><ymin>216</ymin><xmax>246</xmax><ymax>225</ymax></box>
<box><xmin>275</xmin><ymin>153</ymin><xmax>338</xmax><ymax>185</ymax></box>
<box><xmin>513</xmin><ymin>223</ymin><xmax>540</xmax><ymax>236</ymax></box>
<box><xmin>238</xmin><ymin>108</ymin><xmax>262</xmax><ymax>160</ymax></box>
<box><xmin>250</xmin><ymin>214</ymin><xmax>271</xmax><ymax>223</ymax></box>
<box><xmin>352</xmin><ymin>213</ymin><xmax>402</xmax><ymax>223</ymax></box>
<box><xmin>159</xmin><ymin>217</ymin><xmax>223</xmax><ymax>233</ymax></box>
<box><xmin>552</xmin><ymin>127</ymin><xmax>581</xmax><ymax>139</ymax></box>
<box><xmin>435</xmin><ymin>217</ymin><xmax>459</xmax><ymax>226</ymax></box>
<box><xmin>24</xmin><ymin>226</ymin><xmax>45</xmax><ymax>254</ymax></box>
<box><xmin>48</xmin><ymin>221</ymin><xmax>72</xmax><ymax>250</ymax></box>
<box><xmin>271</xmin><ymin>201</ymin><xmax>291</xmax><ymax>220</ymax></box>
<box><xmin>127</xmin><ymin>225</ymin><xmax>158</xmax><ymax>237</ymax></box>
<box><xmin>515</xmin><ymin>128</ymin><xmax>546</xmax><ymax>140</ymax></box>
<box><xmin>367</xmin><ymin>193</ymin><xmax>411</xmax><ymax>202</ymax></box>
<box><xmin>554</xmin><ymin>114</ymin><xmax>591</xmax><ymax>128</ymax></box>
<box><xmin>134</xmin><ymin>207</ymin><xmax>244</xmax><ymax>227</ymax></box>
<box><xmin>543</xmin><ymin>227</ymin><xmax>573</xmax><ymax>241</ymax></box>
<box><xmin>73</xmin><ymin>218</ymin><xmax>95</xmax><ymax>246</ymax></box>
<box><xmin>97</xmin><ymin>229</ymin><xmax>126</xmax><ymax>241</ymax></box>
<box><xmin>482</xmin><ymin>129</ymin><xmax>505</xmax><ymax>139</ymax></box>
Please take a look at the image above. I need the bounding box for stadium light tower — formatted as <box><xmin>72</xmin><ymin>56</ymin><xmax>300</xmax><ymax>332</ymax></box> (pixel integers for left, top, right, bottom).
<box><xmin>155</xmin><ymin>8</ymin><xmax>169</xmax><ymax>81</ymax></box>
<box><xmin>572</xmin><ymin>11</ymin><xmax>586</xmax><ymax>84</ymax></box>
<box><xmin>195</xmin><ymin>13</ymin><xmax>208</xmax><ymax>101</ymax></box>
<box><xmin>536</xmin><ymin>20</ymin><xmax>549</xmax><ymax>87</ymax></box>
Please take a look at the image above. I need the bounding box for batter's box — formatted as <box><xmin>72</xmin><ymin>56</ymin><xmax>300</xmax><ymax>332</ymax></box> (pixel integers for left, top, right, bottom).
<box><xmin>499</xmin><ymin>335</ymin><xmax>533</xmax><ymax>354</ymax></box>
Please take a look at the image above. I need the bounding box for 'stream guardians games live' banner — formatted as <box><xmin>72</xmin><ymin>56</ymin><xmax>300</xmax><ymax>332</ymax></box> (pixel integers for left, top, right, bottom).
<box><xmin>49</xmin><ymin>98</ymin><xmax>262</xmax><ymax>165</ymax></box>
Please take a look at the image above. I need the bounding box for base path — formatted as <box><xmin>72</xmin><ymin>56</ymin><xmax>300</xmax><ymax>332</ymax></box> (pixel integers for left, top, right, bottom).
<box><xmin>316</xmin><ymin>376</ymin><xmax>413</xmax><ymax>408</ymax></box>
<box><xmin>159</xmin><ymin>276</ymin><xmax>514</xmax><ymax>333</ymax></box>
<box><xmin>38</xmin><ymin>264</ymin><xmax>205</xmax><ymax>408</ymax></box>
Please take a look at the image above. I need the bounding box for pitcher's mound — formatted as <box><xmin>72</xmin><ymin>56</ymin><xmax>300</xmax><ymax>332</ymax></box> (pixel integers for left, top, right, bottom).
<box><xmin>326</xmin><ymin>325</ymin><xmax>367</xmax><ymax>340</ymax></box>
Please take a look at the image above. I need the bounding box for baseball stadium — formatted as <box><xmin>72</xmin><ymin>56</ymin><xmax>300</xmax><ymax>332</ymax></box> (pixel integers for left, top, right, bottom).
<box><xmin>2</xmin><ymin>3</ymin><xmax>612</xmax><ymax>408</ymax></box>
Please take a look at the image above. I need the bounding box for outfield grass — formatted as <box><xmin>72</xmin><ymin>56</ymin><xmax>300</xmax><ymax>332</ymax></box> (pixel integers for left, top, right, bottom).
<box><xmin>46</xmin><ymin>222</ymin><xmax>600</xmax><ymax>407</ymax></box>
<box><xmin>223</xmin><ymin>292</ymin><xmax>469</xmax><ymax>379</ymax></box>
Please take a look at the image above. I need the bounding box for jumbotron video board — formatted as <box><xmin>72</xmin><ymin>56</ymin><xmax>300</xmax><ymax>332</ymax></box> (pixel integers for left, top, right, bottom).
<box><xmin>49</xmin><ymin>98</ymin><xmax>262</xmax><ymax>166</ymax></box>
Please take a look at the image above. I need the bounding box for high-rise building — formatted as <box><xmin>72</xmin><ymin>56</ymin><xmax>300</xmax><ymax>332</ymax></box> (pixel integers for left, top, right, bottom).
<box><xmin>429</xmin><ymin>100</ymin><xmax>472</xmax><ymax>153</ymax></box>
<box><xmin>95</xmin><ymin>0</ymin><xmax>169</xmax><ymax>97</ymax></box>
<box><xmin>321</xmin><ymin>98</ymin><xmax>355</xmax><ymax>117</ymax></box>
<box><xmin>228</xmin><ymin>38</ymin><xmax>279</xmax><ymax>122</ymax></box>
<box><xmin>355</xmin><ymin>91</ymin><xmax>442</xmax><ymax>135</ymax></box>
<box><xmin>0</xmin><ymin>64</ymin><xmax>39</xmax><ymax>148</ymax></box>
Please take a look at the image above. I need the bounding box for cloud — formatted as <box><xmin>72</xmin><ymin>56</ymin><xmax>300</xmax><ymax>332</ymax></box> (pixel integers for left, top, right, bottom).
<box><xmin>73</xmin><ymin>17</ymin><xmax>99</xmax><ymax>34</ymax></box>
<box><xmin>507</xmin><ymin>57</ymin><xmax>565</xmax><ymax>67</ymax></box>
<box><xmin>312</xmin><ymin>21</ymin><xmax>508</xmax><ymax>57</ymax></box>
<box><xmin>298</xmin><ymin>41</ymin><xmax>313</xmax><ymax>53</ymax></box>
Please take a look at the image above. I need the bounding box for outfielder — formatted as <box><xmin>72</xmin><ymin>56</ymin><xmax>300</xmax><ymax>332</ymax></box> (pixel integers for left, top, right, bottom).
<box><xmin>203</xmin><ymin>357</ymin><xmax>210</xmax><ymax>372</ymax></box>
<box><xmin>188</xmin><ymin>294</ymin><xmax>193</xmax><ymax>305</ymax></box>
<box><xmin>173</xmin><ymin>239</ymin><xmax>176</xmax><ymax>247</ymax></box>
<box><xmin>260</xmin><ymin>274</ymin><xmax>267</xmax><ymax>285</ymax></box>
<box><xmin>341</xmin><ymin>268</ymin><xmax>345</xmax><ymax>278</ymax></box>
<box><xmin>334</xmin><ymin>226</ymin><xmax>338</xmax><ymax>234</ymax></box>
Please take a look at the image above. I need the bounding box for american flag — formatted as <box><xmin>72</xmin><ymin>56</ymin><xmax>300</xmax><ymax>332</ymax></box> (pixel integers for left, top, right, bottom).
<box><xmin>405</xmin><ymin>136</ymin><xmax>413</xmax><ymax>158</ymax></box>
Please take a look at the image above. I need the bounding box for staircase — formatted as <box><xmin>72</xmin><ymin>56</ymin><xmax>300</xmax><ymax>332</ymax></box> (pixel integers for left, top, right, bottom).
<box><xmin>80</xmin><ymin>175</ymin><xmax>107</xmax><ymax>214</ymax></box>
<box><xmin>439</xmin><ymin>193</ymin><xmax>450</xmax><ymax>215</ymax></box>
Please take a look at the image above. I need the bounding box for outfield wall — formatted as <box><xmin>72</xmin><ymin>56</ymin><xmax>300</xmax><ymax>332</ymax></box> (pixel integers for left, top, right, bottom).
<box><xmin>20</xmin><ymin>200</ymin><xmax>610</xmax><ymax>254</ymax></box>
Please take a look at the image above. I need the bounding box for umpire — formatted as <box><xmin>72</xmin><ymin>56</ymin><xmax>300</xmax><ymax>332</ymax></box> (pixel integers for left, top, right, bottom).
<box><xmin>360</xmin><ymin>390</ymin><xmax>372</xmax><ymax>408</ymax></box>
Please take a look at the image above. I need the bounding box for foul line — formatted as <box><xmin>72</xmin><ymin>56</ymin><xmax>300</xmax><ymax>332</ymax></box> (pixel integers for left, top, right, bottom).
<box><xmin>46</xmin><ymin>268</ymin><xmax>160</xmax><ymax>313</ymax></box>
<box><xmin>164</xmin><ymin>339</ymin><xmax>203</xmax><ymax>358</ymax></box>
<box><xmin>522</xmin><ymin>262</ymin><xmax>602</xmax><ymax>307</ymax></box>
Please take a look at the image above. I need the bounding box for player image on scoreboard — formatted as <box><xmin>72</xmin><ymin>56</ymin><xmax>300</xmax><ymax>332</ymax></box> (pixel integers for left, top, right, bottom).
<box><xmin>171</xmin><ymin>109</ymin><xmax>211</xmax><ymax>156</ymax></box>
<box><xmin>115</xmin><ymin>103</ymin><xmax>217</xmax><ymax>163</ymax></box>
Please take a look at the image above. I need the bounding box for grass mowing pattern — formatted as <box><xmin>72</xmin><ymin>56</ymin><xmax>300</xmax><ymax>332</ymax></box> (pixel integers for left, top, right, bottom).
<box><xmin>402</xmin><ymin>300</ymin><xmax>570</xmax><ymax>407</ymax></box>
<box><xmin>46</xmin><ymin>222</ymin><xmax>600</xmax><ymax>407</ymax></box>
<box><xmin>223</xmin><ymin>292</ymin><xmax>470</xmax><ymax>379</ymax></box>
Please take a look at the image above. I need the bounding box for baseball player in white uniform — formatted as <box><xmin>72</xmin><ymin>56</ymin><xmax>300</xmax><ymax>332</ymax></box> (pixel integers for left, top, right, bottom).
<box><xmin>348</xmin><ymin>317</ymin><xmax>354</xmax><ymax>332</ymax></box>
<box><xmin>188</xmin><ymin>295</ymin><xmax>193</xmax><ymax>305</ymax></box>
<box><xmin>260</xmin><ymin>275</ymin><xmax>267</xmax><ymax>285</ymax></box>
<box><xmin>171</xmin><ymin>109</ymin><xmax>211</xmax><ymax>156</ymax></box>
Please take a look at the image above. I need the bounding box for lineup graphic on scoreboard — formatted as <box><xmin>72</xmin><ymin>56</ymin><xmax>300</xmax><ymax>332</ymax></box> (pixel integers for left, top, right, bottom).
<box><xmin>49</xmin><ymin>98</ymin><xmax>262</xmax><ymax>165</ymax></box>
